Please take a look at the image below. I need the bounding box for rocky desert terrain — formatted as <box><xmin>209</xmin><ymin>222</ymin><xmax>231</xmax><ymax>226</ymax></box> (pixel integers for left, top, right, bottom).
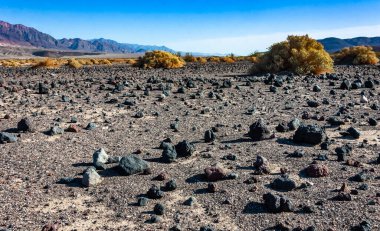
<box><xmin>0</xmin><ymin>62</ymin><xmax>379</xmax><ymax>231</ymax></box>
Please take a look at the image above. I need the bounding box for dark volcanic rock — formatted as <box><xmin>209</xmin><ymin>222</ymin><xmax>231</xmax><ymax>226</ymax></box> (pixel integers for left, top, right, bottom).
<box><xmin>118</xmin><ymin>155</ymin><xmax>149</xmax><ymax>175</ymax></box>
<box><xmin>204</xmin><ymin>129</ymin><xmax>216</xmax><ymax>143</ymax></box>
<box><xmin>293</xmin><ymin>125</ymin><xmax>327</xmax><ymax>145</ymax></box>
<box><xmin>270</xmin><ymin>175</ymin><xmax>297</xmax><ymax>191</ymax></box>
<box><xmin>175</xmin><ymin>140</ymin><xmax>195</xmax><ymax>157</ymax></box>
<box><xmin>161</xmin><ymin>143</ymin><xmax>177</xmax><ymax>163</ymax></box>
<box><xmin>346</xmin><ymin>127</ymin><xmax>361</xmax><ymax>139</ymax></box>
<box><xmin>153</xmin><ymin>203</ymin><xmax>165</xmax><ymax>215</ymax></box>
<box><xmin>263</xmin><ymin>193</ymin><xmax>294</xmax><ymax>213</ymax></box>
<box><xmin>147</xmin><ymin>184</ymin><xmax>164</xmax><ymax>199</ymax></box>
<box><xmin>17</xmin><ymin>117</ymin><xmax>34</xmax><ymax>132</ymax></box>
<box><xmin>248</xmin><ymin>118</ymin><xmax>272</xmax><ymax>141</ymax></box>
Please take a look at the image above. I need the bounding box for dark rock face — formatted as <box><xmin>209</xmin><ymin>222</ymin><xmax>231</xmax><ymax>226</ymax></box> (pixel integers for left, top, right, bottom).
<box><xmin>293</xmin><ymin>125</ymin><xmax>327</xmax><ymax>145</ymax></box>
<box><xmin>270</xmin><ymin>175</ymin><xmax>297</xmax><ymax>191</ymax></box>
<box><xmin>17</xmin><ymin>117</ymin><xmax>34</xmax><ymax>132</ymax></box>
<box><xmin>335</xmin><ymin>144</ymin><xmax>353</xmax><ymax>161</ymax></box>
<box><xmin>118</xmin><ymin>155</ymin><xmax>149</xmax><ymax>175</ymax></box>
<box><xmin>263</xmin><ymin>193</ymin><xmax>294</xmax><ymax>213</ymax></box>
<box><xmin>248</xmin><ymin>118</ymin><xmax>272</xmax><ymax>141</ymax></box>
<box><xmin>347</xmin><ymin>127</ymin><xmax>361</xmax><ymax>139</ymax></box>
<box><xmin>204</xmin><ymin>130</ymin><xmax>216</xmax><ymax>143</ymax></box>
<box><xmin>175</xmin><ymin>140</ymin><xmax>195</xmax><ymax>157</ymax></box>
<box><xmin>147</xmin><ymin>185</ymin><xmax>164</xmax><ymax>199</ymax></box>
<box><xmin>0</xmin><ymin>132</ymin><xmax>17</xmax><ymax>144</ymax></box>
<box><xmin>161</xmin><ymin>143</ymin><xmax>177</xmax><ymax>163</ymax></box>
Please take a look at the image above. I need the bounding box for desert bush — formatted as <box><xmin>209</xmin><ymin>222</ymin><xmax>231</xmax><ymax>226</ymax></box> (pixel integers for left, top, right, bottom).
<box><xmin>135</xmin><ymin>50</ymin><xmax>185</xmax><ymax>69</ymax></box>
<box><xmin>197</xmin><ymin>57</ymin><xmax>207</xmax><ymax>64</ymax></box>
<box><xmin>221</xmin><ymin>56</ymin><xmax>235</xmax><ymax>63</ymax></box>
<box><xmin>67</xmin><ymin>59</ymin><xmax>82</xmax><ymax>69</ymax></box>
<box><xmin>334</xmin><ymin>46</ymin><xmax>379</xmax><ymax>65</ymax></box>
<box><xmin>250</xmin><ymin>35</ymin><xmax>333</xmax><ymax>74</ymax></box>
<box><xmin>207</xmin><ymin>57</ymin><xmax>221</xmax><ymax>63</ymax></box>
<box><xmin>183</xmin><ymin>53</ymin><xmax>198</xmax><ymax>62</ymax></box>
<box><xmin>32</xmin><ymin>58</ymin><xmax>61</xmax><ymax>68</ymax></box>
<box><xmin>98</xmin><ymin>59</ymin><xmax>112</xmax><ymax>65</ymax></box>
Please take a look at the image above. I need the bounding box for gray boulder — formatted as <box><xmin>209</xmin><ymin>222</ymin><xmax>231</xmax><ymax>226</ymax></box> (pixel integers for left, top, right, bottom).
<box><xmin>93</xmin><ymin>148</ymin><xmax>109</xmax><ymax>169</ymax></box>
<box><xmin>293</xmin><ymin>125</ymin><xmax>326</xmax><ymax>145</ymax></box>
<box><xmin>0</xmin><ymin>132</ymin><xmax>17</xmax><ymax>144</ymax></box>
<box><xmin>82</xmin><ymin>167</ymin><xmax>102</xmax><ymax>187</ymax></box>
<box><xmin>118</xmin><ymin>155</ymin><xmax>149</xmax><ymax>175</ymax></box>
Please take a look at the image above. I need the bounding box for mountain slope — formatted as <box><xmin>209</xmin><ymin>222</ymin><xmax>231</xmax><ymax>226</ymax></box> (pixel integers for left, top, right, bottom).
<box><xmin>318</xmin><ymin>37</ymin><xmax>380</xmax><ymax>52</ymax></box>
<box><xmin>0</xmin><ymin>20</ymin><xmax>174</xmax><ymax>53</ymax></box>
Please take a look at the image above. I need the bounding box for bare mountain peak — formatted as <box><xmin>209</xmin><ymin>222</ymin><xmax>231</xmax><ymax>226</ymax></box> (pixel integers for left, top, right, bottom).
<box><xmin>0</xmin><ymin>20</ymin><xmax>175</xmax><ymax>53</ymax></box>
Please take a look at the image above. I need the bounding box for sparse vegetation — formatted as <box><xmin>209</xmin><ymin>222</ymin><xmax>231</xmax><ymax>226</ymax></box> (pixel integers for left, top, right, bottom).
<box><xmin>333</xmin><ymin>46</ymin><xmax>379</xmax><ymax>65</ymax></box>
<box><xmin>135</xmin><ymin>50</ymin><xmax>185</xmax><ymax>69</ymax></box>
<box><xmin>67</xmin><ymin>59</ymin><xmax>82</xmax><ymax>69</ymax></box>
<box><xmin>32</xmin><ymin>58</ymin><xmax>62</xmax><ymax>68</ymax></box>
<box><xmin>183</xmin><ymin>53</ymin><xmax>198</xmax><ymax>62</ymax></box>
<box><xmin>250</xmin><ymin>35</ymin><xmax>334</xmax><ymax>75</ymax></box>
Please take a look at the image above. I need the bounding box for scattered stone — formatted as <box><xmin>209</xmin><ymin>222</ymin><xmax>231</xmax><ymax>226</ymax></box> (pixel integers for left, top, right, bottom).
<box><xmin>204</xmin><ymin>166</ymin><xmax>226</xmax><ymax>181</ymax></box>
<box><xmin>253</xmin><ymin>155</ymin><xmax>271</xmax><ymax>174</ymax></box>
<box><xmin>332</xmin><ymin>192</ymin><xmax>352</xmax><ymax>201</ymax></box>
<box><xmin>137</xmin><ymin>197</ymin><xmax>149</xmax><ymax>206</ymax></box>
<box><xmin>288</xmin><ymin>118</ymin><xmax>301</xmax><ymax>131</ymax></box>
<box><xmin>41</xmin><ymin>223</ymin><xmax>59</xmax><ymax>231</ymax></box>
<box><xmin>368</xmin><ymin>117</ymin><xmax>377</xmax><ymax>126</ymax></box>
<box><xmin>207</xmin><ymin>183</ymin><xmax>217</xmax><ymax>193</ymax></box>
<box><xmin>118</xmin><ymin>155</ymin><xmax>149</xmax><ymax>175</ymax></box>
<box><xmin>82</xmin><ymin>167</ymin><xmax>102</xmax><ymax>187</ymax></box>
<box><xmin>346</xmin><ymin>127</ymin><xmax>361</xmax><ymax>139</ymax></box>
<box><xmin>154</xmin><ymin>172</ymin><xmax>169</xmax><ymax>181</ymax></box>
<box><xmin>93</xmin><ymin>148</ymin><xmax>109</xmax><ymax>170</ymax></box>
<box><xmin>263</xmin><ymin>193</ymin><xmax>294</xmax><ymax>213</ymax></box>
<box><xmin>134</xmin><ymin>111</ymin><xmax>144</xmax><ymax>118</ymax></box>
<box><xmin>351</xmin><ymin>221</ymin><xmax>371</xmax><ymax>231</ymax></box>
<box><xmin>175</xmin><ymin>140</ymin><xmax>195</xmax><ymax>157</ymax></box>
<box><xmin>165</xmin><ymin>179</ymin><xmax>177</xmax><ymax>191</ymax></box>
<box><xmin>304</xmin><ymin>163</ymin><xmax>329</xmax><ymax>177</ymax></box>
<box><xmin>248</xmin><ymin>118</ymin><xmax>272</xmax><ymax>141</ymax></box>
<box><xmin>204</xmin><ymin>129</ymin><xmax>216</xmax><ymax>142</ymax></box>
<box><xmin>184</xmin><ymin>197</ymin><xmax>196</xmax><ymax>206</ymax></box>
<box><xmin>0</xmin><ymin>132</ymin><xmax>17</xmax><ymax>144</ymax></box>
<box><xmin>49</xmin><ymin>126</ymin><xmax>64</xmax><ymax>136</ymax></box>
<box><xmin>335</xmin><ymin>144</ymin><xmax>353</xmax><ymax>161</ymax></box>
<box><xmin>350</xmin><ymin>171</ymin><xmax>370</xmax><ymax>182</ymax></box>
<box><xmin>66</xmin><ymin>124</ymin><xmax>80</xmax><ymax>133</ymax></box>
<box><xmin>153</xmin><ymin>203</ymin><xmax>165</xmax><ymax>215</ymax></box>
<box><xmin>270</xmin><ymin>175</ymin><xmax>297</xmax><ymax>191</ymax></box>
<box><xmin>287</xmin><ymin>149</ymin><xmax>304</xmax><ymax>158</ymax></box>
<box><xmin>293</xmin><ymin>125</ymin><xmax>327</xmax><ymax>145</ymax></box>
<box><xmin>147</xmin><ymin>185</ymin><xmax>164</xmax><ymax>199</ymax></box>
<box><xmin>161</xmin><ymin>143</ymin><xmax>177</xmax><ymax>163</ymax></box>
<box><xmin>85</xmin><ymin>122</ymin><xmax>97</xmax><ymax>130</ymax></box>
<box><xmin>17</xmin><ymin>117</ymin><xmax>34</xmax><ymax>132</ymax></box>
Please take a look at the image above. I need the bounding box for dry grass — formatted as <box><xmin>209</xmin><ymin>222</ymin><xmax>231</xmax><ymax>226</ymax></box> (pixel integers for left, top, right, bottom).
<box><xmin>250</xmin><ymin>35</ymin><xmax>334</xmax><ymax>75</ymax></box>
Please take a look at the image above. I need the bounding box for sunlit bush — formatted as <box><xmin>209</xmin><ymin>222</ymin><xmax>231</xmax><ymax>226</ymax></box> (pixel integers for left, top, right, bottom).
<box><xmin>197</xmin><ymin>57</ymin><xmax>207</xmax><ymax>64</ymax></box>
<box><xmin>183</xmin><ymin>53</ymin><xmax>198</xmax><ymax>62</ymax></box>
<box><xmin>207</xmin><ymin>57</ymin><xmax>221</xmax><ymax>63</ymax></box>
<box><xmin>250</xmin><ymin>35</ymin><xmax>333</xmax><ymax>74</ymax></box>
<box><xmin>32</xmin><ymin>58</ymin><xmax>61</xmax><ymax>68</ymax></box>
<box><xmin>221</xmin><ymin>56</ymin><xmax>235</xmax><ymax>63</ymax></box>
<box><xmin>334</xmin><ymin>46</ymin><xmax>379</xmax><ymax>65</ymax></box>
<box><xmin>67</xmin><ymin>59</ymin><xmax>82</xmax><ymax>68</ymax></box>
<box><xmin>135</xmin><ymin>50</ymin><xmax>185</xmax><ymax>69</ymax></box>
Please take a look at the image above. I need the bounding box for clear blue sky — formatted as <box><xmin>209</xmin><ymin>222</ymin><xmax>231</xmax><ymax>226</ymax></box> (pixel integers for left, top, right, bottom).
<box><xmin>1</xmin><ymin>0</ymin><xmax>379</xmax><ymax>55</ymax></box>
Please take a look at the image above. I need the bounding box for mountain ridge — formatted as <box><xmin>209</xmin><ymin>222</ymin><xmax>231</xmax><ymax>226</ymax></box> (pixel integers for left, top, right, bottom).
<box><xmin>318</xmin><ymin>36</ymin><xmax>380</xmax><ymax>52</ymax></box>
<box><xmin>0</xmin><ymin>20</ymin><xmax>175</xmax><ymax>53</ymax></box>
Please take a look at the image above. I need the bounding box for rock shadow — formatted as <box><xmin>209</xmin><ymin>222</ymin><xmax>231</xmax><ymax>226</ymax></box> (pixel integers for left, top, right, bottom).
<box><xmin>242</xmin><ymin>201</ymin><xmax>266</xmax><ymax>214</ymax></box>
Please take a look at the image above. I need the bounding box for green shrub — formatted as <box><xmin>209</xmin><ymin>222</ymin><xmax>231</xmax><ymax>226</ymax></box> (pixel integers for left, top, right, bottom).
<box><xmin>135</xmin><ymin>50</ymin><xmax>185</xmax><ymax>69</ymax></box>
<box><xmin>334</xmin><ymin>46</ymin><xmax>379</xmax><ymax>65</ymax></box>
<box><xmin>250</xmin><ymin>35</ymin><xmax>333</xmax><ymax>75</ymax></box>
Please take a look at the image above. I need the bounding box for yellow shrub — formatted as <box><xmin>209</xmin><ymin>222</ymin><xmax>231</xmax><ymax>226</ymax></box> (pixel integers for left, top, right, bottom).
<box><xmin>183</xmin><ymin>53</ymin><xmax>198</xmax><ymax>62</ymax></box>
<box><xmin>207</xmin><ymin>57</ymin><xmax>221</xmax><ymax>62</ymax></box>
<box><xmin>251</xmin><ymin>35</ymin><xmax>333</xmax><ymax>74</ymax></box>
<box><xmin>135</xmin><ymin>50</ymin><xmax>185</xmax><ymax>69</ymax></box>
<box><xmin>32</xmin><ymin>58</ymin><xmax>61</xmax><ymax>68</ymax></box>
<box><xmin>221</xmin><ymin>57</ymin><xmax>235</xmax><ymax>63</ymax></box>
<box><xmin>197</xmin><ymin>57</ymin><xmax>207</xmax><ymax>64</ymax></box>
<box><xmin>334</xmin><ymin>46</ymin><xmax>379</xmax><ymax>65</ymax></box>
<box><xmin>67</xmin><ymin>59</ymin><xmax>82</xmax><ymax>68</ymax></box>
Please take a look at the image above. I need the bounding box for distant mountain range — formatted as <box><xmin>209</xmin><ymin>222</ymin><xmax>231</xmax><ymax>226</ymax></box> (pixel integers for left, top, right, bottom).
<box><xmin>1</xmin><ymin>20</ymin><xmax>379</xmax><ymax>56</ymax></box>
<box><xmin>318</xmin><ymin>37</ymin><xmax>380</xmax><ymax>52</ymax></box>
<box><xmin>0</xmin><ymin>20</ymin><xmax>175</xmax><ymax>54</ymax></box>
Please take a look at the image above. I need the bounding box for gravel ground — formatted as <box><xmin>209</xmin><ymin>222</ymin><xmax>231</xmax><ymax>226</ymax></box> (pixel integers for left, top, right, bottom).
<box><xmin>0</xmin><ymin>62</ymin><xmax>379</xmax><ymax>231</ymax></box>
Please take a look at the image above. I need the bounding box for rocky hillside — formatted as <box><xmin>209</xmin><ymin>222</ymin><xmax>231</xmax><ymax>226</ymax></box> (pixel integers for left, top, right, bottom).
<box><xmin>0</xmin><ymin>20</ymin><xmax>174</xmax><ymax>53</ymax></box>
<box><xmin>319</xmin><ymin>37</ymin><xmax>380</xmax><ymax>52</ymax></box>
